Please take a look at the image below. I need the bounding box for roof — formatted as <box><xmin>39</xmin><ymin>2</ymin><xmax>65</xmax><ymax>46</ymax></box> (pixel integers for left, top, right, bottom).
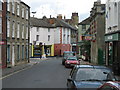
<box><xmin>75</xmin><ymin>65</ymin><xmax>112</xmax><ymax>71</ymax></box>
<box><xmin>79</xmin><ymin>17</ymin><xmax>91</xmax><ymax>25</ymax></box>
<box><xmin>55</xmin><ymin>18</ymin><xmax>77</xmax><ymax>30</ymax></box>
<box><xmin>30</xmin><ymin>17</ymin><xmax>54</xmax><ymax>28</ymax></box>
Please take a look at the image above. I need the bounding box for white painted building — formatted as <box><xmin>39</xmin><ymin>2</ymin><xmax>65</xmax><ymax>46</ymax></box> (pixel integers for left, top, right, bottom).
<box><xmin>0</xmin><ymin>1</ymin><xmax>2</xmax><ymax>66</ymax></box>
<box><xmin>30</xmin><ymin>17</ymin><xmax>55</xmax><ymax>57</ymax></box>
<box><xmin>105</xmin><ymin>0</ymin><xmax>120</xmax><ymax>75</ymax></box>
<box><xmin>106</xmin><ymin>0</ymin><xmax>120</xmax><ymax>33</ymax></box>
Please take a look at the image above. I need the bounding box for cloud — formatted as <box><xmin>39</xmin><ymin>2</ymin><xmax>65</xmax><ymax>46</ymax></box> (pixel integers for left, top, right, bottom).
<box><xmin>24</xmin><ymin>0</ymin><xmax>106</xmax><ymax>21</ymax></box>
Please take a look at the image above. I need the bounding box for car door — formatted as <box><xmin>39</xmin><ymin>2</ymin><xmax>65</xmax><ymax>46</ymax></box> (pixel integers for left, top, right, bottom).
<box><xmin>67</xmin><ymin>68</ymin><xmax>77</xmax><ymax>88</ymax></box>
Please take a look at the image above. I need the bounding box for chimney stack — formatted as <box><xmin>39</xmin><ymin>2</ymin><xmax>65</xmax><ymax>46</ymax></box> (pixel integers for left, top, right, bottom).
<box><xmin>57</xmin><ymin>14</ymin><xmax>62</xmax><ymax>19</ymax></box>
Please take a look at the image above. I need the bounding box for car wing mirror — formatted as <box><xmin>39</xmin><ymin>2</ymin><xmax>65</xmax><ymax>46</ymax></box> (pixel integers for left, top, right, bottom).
<box><xmin>78</xmin><ymin>59</ymin><xmax>81</xmax><ymax>61</ymax></box>
<box><xmin>67</xmin><ymin>76</ymin><xmax>73</xmax><ymax>82</ymax></box>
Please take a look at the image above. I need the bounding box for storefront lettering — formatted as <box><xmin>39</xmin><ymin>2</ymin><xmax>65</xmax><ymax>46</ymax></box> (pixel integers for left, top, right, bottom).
<box><xmin>108</xmin><ymin>36</ymin><xmax>113</xmax><ymax>40</ymax></box>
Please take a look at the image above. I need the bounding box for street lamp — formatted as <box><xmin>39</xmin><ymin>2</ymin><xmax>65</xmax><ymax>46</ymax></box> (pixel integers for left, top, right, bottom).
<box><xmin>31</xmin><ymin>11</ymin><xmax>36</xmax><ymax>17</ymax></box>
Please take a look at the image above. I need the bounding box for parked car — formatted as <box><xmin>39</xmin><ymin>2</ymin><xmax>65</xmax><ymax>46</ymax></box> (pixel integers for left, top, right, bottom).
<box><xmin>67</xmin><ymin>65</ymin><xmax>117</xmax><ymax>89</ymax></box>
<box><xmin>62</xmin><ymin>51</ymin><xmax>74</xmax><ymax>65</ymax></box>
<box><xmin>65</xmin><ymin>56</ymin><xmax>80</xmax><ymax>68</ymax></box>
<box><xmin>97</xmin><ymin>81</ymin><xmax>120</xmax><ymax>90</ymax></box>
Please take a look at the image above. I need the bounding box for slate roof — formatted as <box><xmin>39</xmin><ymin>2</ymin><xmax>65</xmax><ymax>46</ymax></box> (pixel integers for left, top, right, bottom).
<box><xmin>54</xmin><ymin>18</ymin><xmax>77</xmax><ymax>30</ymax></box>
<box><xmin>30</xmin><ymin>17</ymin><xmax>54</xmax><ymax>28</ymax></box>
<box><xmin>78</xmin><ymin>17</ymin><xmax>91</xmax><ymax>25</ymax></box>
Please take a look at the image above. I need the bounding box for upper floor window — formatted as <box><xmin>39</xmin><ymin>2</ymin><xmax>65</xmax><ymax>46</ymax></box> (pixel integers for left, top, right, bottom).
<box><xmin>48</xmin><ymin>35</ymin><xmax>50</xmax><ymax>41</ymax></box>
<box><xmin>26</xmin><ymin>26</ymin><xmax>28</xmax><ymax>39</ymax></box>
<box><xmin>36</xmin><ymin>35</ymin><xmax>39</xmax><ymax>41</ymax></box>
<box><xmin>7</xmin><ymin>19</ymin><xmax>10</xmax><ymax>37</ymax></box>
<box><xmin>12</xmin><ymin>21</ymin><xmax>15</xmax><ymax>37</ymax></box>
<box><xmin>7</xmin><ymin>0</ymin><xmax>10</xmax><ymax>11</ymax></box>
<box><xmin>36</xmin><ymin>27</ymin><xmax>39</xmax><ymax>32</ymax></box>
<box><xmin>26</xmin><ymin>8</ymin><xmax>29</xmax><ymax>19</ymax></box>
<box><xmin>48</xmin><ymin>28</ymin><xmax>50</xmax><ymax>32</ymax></box>
<box><xmin>17</xmin><ymin>23</ymin><xmax>20</xmax><ymax>38</ymax></box>
<box><xmin>22</xmin><ymin>7</ymin><xmax>24</xmax><ymax>18</ymax></box>
<box><xmin>12</xmin><ymin>1</ymin><xmax>15</xmax><ymax>14</ymax></box>
<box><xmin>17</xmin><ymin>4</ymin><xmax>20</xmax><ymax>16</ymax></box>
<box><xmin>22</xmin><ymin>24</ymin><xmax>24</xmax><ymax>38</ymax></box>
<box><xmin>82</xmin><ymin>25</ymin><xmax>86</xmax><ymax>30</ymax></box>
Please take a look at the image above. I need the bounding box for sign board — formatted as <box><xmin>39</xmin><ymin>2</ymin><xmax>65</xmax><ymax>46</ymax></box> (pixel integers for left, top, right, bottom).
<box><xmin>0</xmin><ymin>41</ymin><xmax>4</xmax><ymax>45</ymax></box>
<box><xmin>105</xmin><ymin>33</ymin><xmax>120</xmax><ymax>41</ymax></box>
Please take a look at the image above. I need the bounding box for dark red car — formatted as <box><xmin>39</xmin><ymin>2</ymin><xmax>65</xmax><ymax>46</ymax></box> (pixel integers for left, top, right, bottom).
<box><xmin>65</xmin><ymin>56</ymin><xmax>80</xmax><ymax>68</ymax></box>
<box><xmin>97</xmin><ymin>81</ymin><xmax>120</xmax><ymax>90</ymax></box>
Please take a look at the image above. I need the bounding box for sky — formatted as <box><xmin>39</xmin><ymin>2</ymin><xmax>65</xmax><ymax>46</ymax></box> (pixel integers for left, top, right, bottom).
<box><xmin>23</xmin><ymin>0</ymin><xmax>106</xmax><ymax>22</ymax></box>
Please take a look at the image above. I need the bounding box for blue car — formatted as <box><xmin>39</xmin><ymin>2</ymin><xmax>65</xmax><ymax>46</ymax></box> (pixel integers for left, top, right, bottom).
<box><xmin>67</xmin><ymin>65</ymin><xmax>117</xmax><ymax>89</ymax></box>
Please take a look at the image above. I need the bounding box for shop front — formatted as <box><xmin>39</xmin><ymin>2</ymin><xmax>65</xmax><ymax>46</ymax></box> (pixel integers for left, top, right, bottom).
<box><xmin>105</xmin><ymin>33</ymin><xmax>120</xmax><ymax>75</ymax></box>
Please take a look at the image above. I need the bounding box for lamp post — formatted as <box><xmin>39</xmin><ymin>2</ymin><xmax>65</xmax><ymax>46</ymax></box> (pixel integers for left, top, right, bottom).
<box><xmin>31</xmin><ymin>11</ymin><xmax>36</xmax><ymax>17</ymax></box>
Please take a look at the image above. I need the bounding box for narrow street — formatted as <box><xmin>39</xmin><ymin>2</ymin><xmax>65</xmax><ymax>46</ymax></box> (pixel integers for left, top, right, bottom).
<box><xmin>2</xmin><ymin>57</ymin><xmax>71</xmax><ymax>88</ymax></box>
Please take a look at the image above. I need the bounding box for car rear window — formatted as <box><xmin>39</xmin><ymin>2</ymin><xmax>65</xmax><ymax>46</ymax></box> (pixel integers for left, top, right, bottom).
<box><xmin>75</xmin><ymin>68</ymin><xmax>114</xmax><ymax>81</ymax></box>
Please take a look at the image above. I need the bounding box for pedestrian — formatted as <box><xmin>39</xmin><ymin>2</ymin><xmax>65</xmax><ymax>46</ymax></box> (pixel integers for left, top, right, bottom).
<box><xmin>40</xmin><ymin>53</ymin><xmax>42</xmax><ymax>59</ymax></box>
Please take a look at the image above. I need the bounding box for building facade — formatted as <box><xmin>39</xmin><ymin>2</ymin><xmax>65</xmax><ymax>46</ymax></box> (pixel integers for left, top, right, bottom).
<box><xmin>78</xmin><ymin>17</ymin><xmax>91</xmax><ymax>60</ymax></box>
<box><xmin>65</xmin><ymin>13</ymin><xmax>79</xmax><ymax>53</ymax></box>
<box><xmin>5</xmin><ymin>0</ymin><xmax>30</xmax><ymax>67</ymax></box>
<box><xmin>90</xmin><ymin>0</ymin><xmax>105</xmax><ymax>65</ymax></box>
<box><xmin>105</xmin><ymin>0</ymin><xmax>120</xmax><ymax>75</ymax></box>
<box><xmin>30</xmin><ymin>17</ymin><xmax>55</xmax><ymax>57</ymax></box>
<box><xmin>0</xmin><ymin>1</ymin><xmax>2</xmax><ymax>68</ymax></box>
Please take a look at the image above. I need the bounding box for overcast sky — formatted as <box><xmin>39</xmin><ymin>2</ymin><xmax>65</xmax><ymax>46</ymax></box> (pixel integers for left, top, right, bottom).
<box><xmin>23</xmin><ymin>0</ymin><xmax>106</xmax><ymax>22</ymax></box>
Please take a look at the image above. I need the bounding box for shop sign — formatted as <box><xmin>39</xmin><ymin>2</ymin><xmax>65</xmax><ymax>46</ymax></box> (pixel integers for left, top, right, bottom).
<box><xmin>105</xmin><ymin>33</ymin><xmax>120</xmax><ymax>41</ymax></box>
<box><xmin>0</xmin><ymin>41</ymin><xmax>4</xmax><ymax>45</ymax></box>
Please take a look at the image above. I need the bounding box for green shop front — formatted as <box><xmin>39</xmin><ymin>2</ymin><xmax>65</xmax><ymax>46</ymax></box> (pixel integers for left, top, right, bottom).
<box><xmin>105</xmin><ymin>33</ymin><xmax>120</xmax><ymax>75</ymax></box>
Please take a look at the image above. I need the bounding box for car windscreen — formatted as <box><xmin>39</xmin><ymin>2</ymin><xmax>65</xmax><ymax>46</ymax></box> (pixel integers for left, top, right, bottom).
<box><xmin>64</xmin><ymin>53</ymin><xmax>73</xmax><ymax>57</ymax></box>
<box><xmin>67</xmin><ymin>57</ymin><xmax>77</xmax><ymax>60</ymax></box>
<box><xmin>75</xmin><ymin>68</ymin><xmax>115</xmax><ymax>81</ymax></box>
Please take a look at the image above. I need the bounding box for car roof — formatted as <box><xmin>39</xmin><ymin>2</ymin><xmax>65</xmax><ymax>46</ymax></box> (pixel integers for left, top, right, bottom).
<box><xmin>75</xmin><ymin>65</ymin><xmax>111</xmax><ymax>70</ymax></box>
<box><xmin>63</xmin><ymin>51</ymin><xmax>73</xmax><ymax>53</ymax></box>
<box><xmin>105</xmin><ymin>81</ymin><xmax>120</xmax><ymax>88</ymax></box>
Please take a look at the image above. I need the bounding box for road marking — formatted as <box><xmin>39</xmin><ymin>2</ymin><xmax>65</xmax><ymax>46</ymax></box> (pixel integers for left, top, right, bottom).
<box><xmin>0</xmin><ymin>65</ymin><xmax>33</xmax><ymax>80</ymax></box>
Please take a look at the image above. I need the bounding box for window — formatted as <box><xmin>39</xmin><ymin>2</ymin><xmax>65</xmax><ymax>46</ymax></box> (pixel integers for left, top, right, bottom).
<box><xmin>36</xmin><ymin>27</ymin><xmax>39</xmax><ymax>32</ymax></box>
<box><xmin>82</xmin><ymin>25</ymin><xmax>86</xmax><ymax>30</ymax></box>
<box><xmin>48</xmin><ymin>28</ymin><xmax>50</xmax><ymax>32</ymax></box>
<box><xmin>17</xmin><ymin>23</ymin><xmax>20</xmax><ymax>38</ymax></box>
<box><xmin>22</xmin><ymin>7</ymin><xmax>24</xmax><ymax>18</ymax></box>
<box><xmin>63</xmin><ymin>34</ymin><xmax>65</xmax><ymax>43</ymax></box>
<box><xmin>26</xmin><ymin>8</ymin><xmax>28</xmax><ymax>19</ymax></box>
<box><xmin>48</xmin><ymin>35</ymin><xmax>50</xmax><ymax>41</ymax></box>
<box><xmin>0</xmin><ymin>18</ymin><xmax>1</xmax><ymax>33</ymax></box>
<box><xmin>36</xmin><ymin>35</ymin><xmax>39</xmax><ymax>41</ymax></box>
<box><xmin>12</xmin><ymin>1</ymin><xmax>15</xmax><ymax>13</ymax></box>
<box><xmin>22</xmin><ymin>45</ymin><xmax>24</xmax><ymax>60</ymax></box>
<box><xmin>26</xmin><ymin>26</ymin><xmax>28</xmax><ymax>39</ymax></box>
<box><xmin>7</xmin><ymin>45</ymin><xmax>10</xmax><ymax>63</ymax></box>
<box><xmin>7</xmin><ymin>0</ymin><xmax>10</xmax><ymax>11</ymax></box>
<box><xmin>17</xmin><ymin>45</ymin><xmax>20</xmax><ymax>61</ymax></box>
<box><xmin>22</xmin><ymin>24</ymin><xmax>24</xmax><ymax>38</ymax></box>
<box><xmin>17</xmin><ymin>4</ymin><xmax>20</xmax><ymax>16</ymax></box>
<box><xmin>67</xmin><ymin>35</ymin><xmax>69</xmax><ymax>44</ymax></box>
<box><xmin>12</xmin><ymin>21</ymin><xmax>15</xmax><ymax>37</ymax></box>
<box><xmin>7</xmin><ymin>19</ymin><xmax>10</xmax><ymax>37</ymax></box>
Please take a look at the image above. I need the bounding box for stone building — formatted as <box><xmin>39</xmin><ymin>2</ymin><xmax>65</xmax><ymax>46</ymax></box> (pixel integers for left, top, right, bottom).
<box><xmin>3</xmin><ymin>0</ymin><xmax>30</xmax><ymax>67</ymax></box>
<box><xmin>90</xmin><ymin>0</ymin><xmax>105</xmax><ymax>65</ymax></box>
